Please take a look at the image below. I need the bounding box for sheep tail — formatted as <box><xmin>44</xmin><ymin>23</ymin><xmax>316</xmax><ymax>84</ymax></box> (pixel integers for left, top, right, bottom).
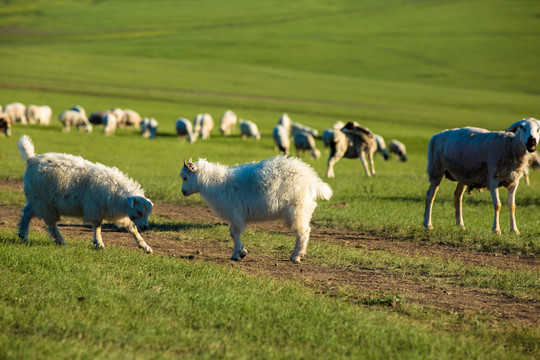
<box><xmin>316</xmin><ymin>181</ymin><xmax>333</xmax><ymax>201</ymax></box>
<box><xmin>17</xmin><ymin>135</ymin><xmax>35</xmax><ymax>161</ymax></box>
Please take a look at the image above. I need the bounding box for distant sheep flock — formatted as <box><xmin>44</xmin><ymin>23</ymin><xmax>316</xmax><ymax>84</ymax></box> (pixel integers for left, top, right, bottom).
<box><xmin>3</xmin><ymin>101</ymin><xmax>539</xmax><ymax>261</ymax></box>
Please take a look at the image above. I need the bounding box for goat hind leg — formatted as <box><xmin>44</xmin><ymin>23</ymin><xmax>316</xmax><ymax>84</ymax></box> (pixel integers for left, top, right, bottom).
<box><xmin>508</xmin><ymin>183</ymin><xmax>520</xmax><ymax>234</ymax></box>
<box><xmin>17</xmin><ymin>204</ymin><xmax>34</xmax><ymax>242</ymax></box>
<box><xmin>489</xmin><ymin>184</ymin><xmax>502</xmax><ymax>235</ymax></box>
<box><xmin>229</xmin><ymin>225</ymin><xmax>247</xmax><ymax>261</ymax></box>
<box><xmin>46</xmin><ymin>223</ymin><xmax>67</xmax><ymax>245</ymax></box>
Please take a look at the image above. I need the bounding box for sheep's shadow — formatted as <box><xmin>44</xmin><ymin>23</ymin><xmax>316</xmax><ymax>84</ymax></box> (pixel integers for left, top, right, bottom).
<box><xmin>148</xmin><ymin>220</ymin><xmax>220</xmax><ymax>232</ymax></box>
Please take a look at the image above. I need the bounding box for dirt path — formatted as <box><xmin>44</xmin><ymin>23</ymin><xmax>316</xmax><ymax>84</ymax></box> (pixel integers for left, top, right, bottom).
<box><xmin>1</xmin><ymin>179</ymin><xmax>539</xmax><ymax>326</ymax></box>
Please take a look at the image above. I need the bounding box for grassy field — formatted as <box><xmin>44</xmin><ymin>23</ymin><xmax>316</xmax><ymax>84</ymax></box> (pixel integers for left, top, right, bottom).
<box><xmin>0</xmin><ymin>0</ymin><xmax>539</xmax><ymax>358</ymax></box>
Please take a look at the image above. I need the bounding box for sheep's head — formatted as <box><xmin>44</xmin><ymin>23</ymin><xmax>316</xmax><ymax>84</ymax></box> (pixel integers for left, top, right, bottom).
<box><xmin>180</xmin><ymin>158</ymin><xmax>199</xmax><ymax>196</ymax></box>
<box><xmin>127</xmin><ymin>196</ymin><xmax>153</xmax><ymax>232</ymax></box>
<box><xmin>508</xmin><ymin>118</ymin><xmax>540</xmax><ymax>153</ymax></box>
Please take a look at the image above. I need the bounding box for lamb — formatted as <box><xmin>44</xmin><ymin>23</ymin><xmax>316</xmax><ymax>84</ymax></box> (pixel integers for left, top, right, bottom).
<box><xmin>26</xmin><ymin>105</ymin><xmax>52</xmax><ymax>125</ymax></box>
<box><xmin>423</xmin><ymin>118</ymin><xmax>540</xmax><ymax>234</ymax></box>
<box><xmin>273</xmin><ymin>124</ymin><xmax>290</xmax><ymax>155</ymax></box>
<box><xmin>240</xmin><ymin>119</ymin><xmax>261</xmax><ymax>140</ymax></box>
<box><xmin>193</xmin><ymin>113</ymin><xmax>214</xmax><ymax>140</ymax></box>
<box><xmin>0</xmin><ymin>113</ymin><xmax>11</xmax><ymax>137</ymax></box>
<box><xmin>374</xmin><ymin>134</ymin><xmax>390</xmax><ymax>160</ymax></box>
<box><xmin>326</xmin><ymin>122</ymin><xmax>377</xmax><ymax>178</ymax></box>
<box><xmin>176</xmin><ymin>117</ymin><xmax>196</xmax><ymax>143</ymax></box>
<box><xmin>4</xmin><ymin>102</ymin><xmax>27</xmax><ymax>124</ymax></box>
<box><xmin>278</xmin><ymin>113</ymin><xmax>292</xmax><ymax>132</ymax></box>
<box><xmin>102</xmin><ymin>113</ymin><xmax>117</xmax><ymax>136</ymax></box>
<box><xmin>389</xmin><ymin>139</ymin><xmax>407</xmax><ymax>161</ymax></box>
<box><xmin>141</xmin><ymin>118</ymin><xmax>158</xmax><ymax>139</ymax></box>
<box><xmin>58</xmin><ymin>110</ymin><xmax>93</xmax><ymax>133</ymax></box>
<box><xmin>291</xmin><ymin>122</ymin><xmax>319</xmax><ymax>137</ymax></box>
<box><xmin>179</xmin><ymin>156</ymin><xmax>332</xmax><ymax>262</ymax></box>
<box><xmin>16</xmin><ymin>135</ymin><xmax>153</xmax><ymax>253</ymax></box>
<box><xmin>294</xmin><ymin>132</ymin><xmax>321</xmax><ymax>159</ymax></box>
<box><xmin>220</xmin><ymin>110</ymin><xmax>237</xmax><ymax>136</ymax></box>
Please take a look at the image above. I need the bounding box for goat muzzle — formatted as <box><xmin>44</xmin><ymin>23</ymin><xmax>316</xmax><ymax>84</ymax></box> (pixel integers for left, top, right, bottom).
<box><xmin>526</xmin><ymin>136</ymin><xmax>537</xmax><ymax>153</ymax></box>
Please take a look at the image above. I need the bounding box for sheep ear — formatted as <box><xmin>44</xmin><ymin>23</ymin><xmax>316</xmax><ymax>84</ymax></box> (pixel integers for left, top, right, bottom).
<box><xmin>127</xmin><ymin>197</ymin><xmax>137</xmax><ymax>208</ymax></box>
<box><xmin>506</xmin><ymin>120</ymin><xmax>526</xmax><ymax>133</ymax></box>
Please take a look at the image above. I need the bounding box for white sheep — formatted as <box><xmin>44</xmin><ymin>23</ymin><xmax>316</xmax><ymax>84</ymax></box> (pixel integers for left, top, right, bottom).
<box><xmin>119</xmin><ymin>109</ymin><xmax>142</xmax><ymax>129</ymax></box>
<box><xmin>389</xmin><ymin>139</ymin><xmax>407</xmax><ymax>161</ymax></box>
<box><xmin>102</xmin><ymin>113</ymin><xmax>117</xmax><ymax>136</ymax></box>
<box><xmin>220</xmin><ymin>110</ymin><xmax>237</xmax><ymax>136</ymax></box>
<box><xmin>193</xmin><ymin>113</ymin><xmax>214</xmax><ymax>140</ymax></box>
<box><xmin>26</xmin><ymin>105</ymin><xmax>52</xmax><ymax>125</ymax></box>
<box><xmin>294</xmin><ymin>132</ymin><xmax>321</xmax><ymax>159</ymax></box>
<box><xmin>141</xmin><ymin>118</ymin><xmax>158</xmax><ymax>139</ymax></box>
<box><xmin>291</xmin><ymin>122</ymin><xmax>319</xmax><ymax>137</ymax></box>
<box><xmin>273</xmin><ymin>124</ymin><xmax>290</xmax><ymax>155</ymax></box>
<box><xmin>70</xmin><ymin>105</ymin><xmax>86</xmax><ymax>118</ymax></box>
<box><xmin>332</xmin><ymin>121</ymin><xmax>345</xmax><ymax>130</ymax></box>
<box><xmin>4</xmin><ymin>102</ymin><xmax>27</xmax><ymax>124</ymax></box>
<box><xmin>374</xmin><ymin>134</ymin><xmax>390</xmax><ymax>160</ymax></box>
<box><xmin>58</xmin><ymin>110</ymin><xmax>92</xmax><ymax>133</ymax></box>
<box><xmin>176</xmin><ymin>118</ymin><xmax>196</xmax><ymax>143</ymax></box>
<box><xmin>179</xmin><ymin>156</ymin><xmax>332</xmax><ymax>262</ymax></box>
<box><xmin>240</xmin><ymin>119</ymin><xmax>261</xmax><ymax>140</ymax></box>
<box><xmin>110</xmin><ymin>108</ymin><xmax>124</xmax><ymax>124</ymax></box>
<box><xmin>16</xmin><ymin>135</ymin><xmax>153</xmax><ymax>253</ymax></box>
<box><xmin>326</xmin><ymin>122</ymin><xmax>377</xmax><ymax>178</ymax></box>
<box><xmin>278</xmin><ymin>113</ymin><xmax>291</xmax><ymax>132</ymax></box>
<box><xmin>423</xmin><ymin>118</ymin><xmax>540</xmax><ymax>234</ymax></box>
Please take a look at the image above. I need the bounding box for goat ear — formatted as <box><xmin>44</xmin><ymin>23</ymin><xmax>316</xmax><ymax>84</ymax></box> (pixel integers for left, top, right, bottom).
<box><xmin>506</xmin><ymin>120</ymin><xmax>526</xmax><ymax>133</ymax></box>
<box><xmin>127</xmin><ymin>197</ymin><xmax>137</xmax><ymax>208</ymax></box>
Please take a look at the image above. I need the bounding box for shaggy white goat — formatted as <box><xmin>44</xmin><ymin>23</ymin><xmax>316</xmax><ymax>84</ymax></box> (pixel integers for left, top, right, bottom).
<box><xmin>326</xmin><ymin>122</ymin><xmax>377</xmax><ymax>178</ymax></box>
<box><xmin>26</xmin><ymin>105</ymin><xmax>52</xmax><ymax>125</ymax></box>
<box><xmin>102</xmin><ymin>113</ymin><xmax>117</xmax><ymax>136</ymax></box>
<box><xmin>193</xmin><ymin>113</ymin><xmax>214</xmax><ymax>140</ymax></box>
<box><xmin>374</xmin><ymin>134</ymin><xmax>390</xmax><ymax>160</ymax></box>
<box><xmin>389</xmin><ymin>139</ymin><xmax>407</xmax><ymax>161</ymax></box>
<box><xmin>291</xmin><ymin>122</ymin><xmax>319</xmax><ymax>137</ymax></box>
<box><xmin>176</xmin><ymin>117</ymin><xmax>196</xmax><ymax>143</ymax></box>
<box><xmin>141</xmin><ymin>118</ymin><xmax>158</xmax><ymax>139</ymax></box>
<box><xmin>424</xmin><ymin>118</ymin><xmax>540</xmax><ymax>234</ymax></box>
<box><xmin>240</xmin><ymin>119</ymin><xmax>261</xmax><ymax>140</ymax></box>
<box><xmin>179</xmin><ymin>156</ymin><xmax>332</xmax><ymax>262</ymax></box>
<box><xmin>273</xmin><ymin>124</ymin><xmax>290</xmax><ymax>155</ymax></box>
<box><xmin>17</xmin><ymin>136</ymin><xmax>153</xmax><ymax>252</ymax></box>
<box><xmin>4</xmin><ymin>102</ymin><xmax>27</xmax><ymax>124</ymax></box>
<box><xmin>220</xmin><ymin>110</ymin><xmax>237</xmax><ymax>136</ymax></box>
<box><xmin>278</xmin><ymin>113</ymin><xmax>292</xmax><ymax>132</ymax></box>
<box><xmin>294</xmin><ymin>132</ymin><xmax>321</xmax><ymax>159</ymax></box>
<box><xmin>58</xmin><ymin>110</ymin><xmax>92</xmax><ymax>133</ymax></box>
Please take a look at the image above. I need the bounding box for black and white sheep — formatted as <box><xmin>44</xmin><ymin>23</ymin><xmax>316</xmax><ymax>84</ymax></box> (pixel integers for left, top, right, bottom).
<box><xmin>294</xmin><ymin>132</ymin><xmax>321</xmax><ymax>159</ymax></box>
<box><xmin>374</xmin><ymin>134</ymin><xmax>390</xmax><ymax>160</ymax></box>
<box><xmin>240</xmin><ymin>119</ymin><xmax>261</xmax><ymax>140</ymax></box>
<box><xmin>389</xmin><ymin>139</ymin><xmax>407</xmax><ymax>161</ymax></box>
<box><xmin>176</xmin><ymin>118</ymin><xmax>196</xmax><ymax>143</ymax></box>
<box><xmin>273</xmin><ymin>124</ymin><xmax>290</xmax><ymax>155</ymax></box>
<box><xmin>141</xmin><ymin>118</ymin><xmax>158</xmax><ymax>139</ymax></box>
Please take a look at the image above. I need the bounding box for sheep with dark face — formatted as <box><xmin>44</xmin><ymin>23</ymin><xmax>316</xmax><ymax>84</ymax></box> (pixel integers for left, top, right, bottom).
<box><xmin>389</xmin><ymin>139</ymin><xmax>407</xmax><ymax>161</ymax></box>
<box><xmin>424</xmin><ymin>118</ymin><xmax>540</xmax><ymax>234</ymax></box>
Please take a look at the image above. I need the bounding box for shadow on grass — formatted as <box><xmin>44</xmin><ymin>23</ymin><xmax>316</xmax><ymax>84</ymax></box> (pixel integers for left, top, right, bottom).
<box><xmin>149</xmin><ymin>220</ymin><xmax>221</xmax><ymax>232</ymax></box>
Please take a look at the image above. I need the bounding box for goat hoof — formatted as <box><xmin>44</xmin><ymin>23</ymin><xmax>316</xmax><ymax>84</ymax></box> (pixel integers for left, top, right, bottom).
<box><xmin>144</xmin><ymin>247</ymin><xmax>153</xmax><ymax>254</ymax></box>
<box><xmin>239</xmin><ymin>248</ymin><xmax>248</xmax><ymax>259</ymax></box>
<box><xmin>230</xmin><ymin>255</ymin><xmax>240</xmax><ymax>261</ymax></box>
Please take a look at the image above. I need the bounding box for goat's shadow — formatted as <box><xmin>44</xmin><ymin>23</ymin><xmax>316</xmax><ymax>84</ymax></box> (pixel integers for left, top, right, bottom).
<box><xmin>148</xmin><ymin>220</ymin><xmax>221</xmax><ymax>232</ymax></box>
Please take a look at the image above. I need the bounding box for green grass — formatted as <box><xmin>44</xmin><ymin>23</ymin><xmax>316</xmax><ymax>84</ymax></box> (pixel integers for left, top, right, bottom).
<box><xmin>0</xmin><ymin>0</ymin><xmax>539</xmax><ymax>358</ymax></box>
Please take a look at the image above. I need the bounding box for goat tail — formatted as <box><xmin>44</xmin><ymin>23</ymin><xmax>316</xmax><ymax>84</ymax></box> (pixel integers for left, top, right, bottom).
<box><xmin>316</xmin><ymin>181</ymin><xmax>333</xmax><ymax>201</ymax></box>
<box><xmin>17</xmin><ymin>135</ymin><xmax>35</xmax><ymax>161</ymax></box>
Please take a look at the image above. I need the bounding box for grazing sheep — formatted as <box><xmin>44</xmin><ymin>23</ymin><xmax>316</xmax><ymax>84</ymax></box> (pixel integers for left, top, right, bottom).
<box><xmin>291</xmin><ymin>122</ymin><xmax>319</xmax><ymax>137</ymax></box>
<box><xmin>110</xmin><ymin>108</ymin><xmax>124</xmax><ymax>124</ymax></box>
<box><xmin>179</xmin><ymin>156</ymin><xmax>332</xmax><ymax>262</ymax></box>
<box><xmin>176</xmin><ymin>118</ymin><xmax>196</xmax><ymax>143</ymax></box>
<box><xmin>389</xmin><ymin>139</ymin><xmax>407</xmax><ymax>161</ymax></box>
<box><xmin>273</xmin><ymin>124</ymin><xmax>290</xmax><ymax>155</ymax></box>
<box><xmin>423</xmin><ymin>118</ymin><xmax>540</xmax><ymax>234</ymax></box>
<box><xmin>220</xmin><ymin>110</ymin><xmax>237</xmax><ymax>136</ymax></box>
<box><xmin>26</xmin><ymin>105</ymin><xmax>52</xmax><ymax>125</ymax></box>
<box><xmin>326</xmin><ymin>122</ymin><xmax>377</xmax><ymax>178</ymax></box>
<box><xmin>294</xmin><ymin>132</ymin><xmax>321</xmax><ymax>159</ymax></box>
<box><xmin>141</xmin><ymin>118</ymin><xmax>158</xmax><ymax>139</ymax></box>
<box><xmin>89</xmin><ymin>110</ymin><xmax>111</xmax><ymax>125</ymax></box>
<box><xmin>0</xmin><ymin>113</ymin><xmax>11</xmax><ymax>137</ymax></box>
<box><xmin>193</xmin><ymin>113</ymin><xmax>214</xmax><ymax>140</ymax></box>
<box><xmin>4</xmin><ymin>102</ymin><xmax>27</xmax><ymax>124</ymax></box>
<box><xmin>16</xmin><ymin>135</ymin><xmax>153</xmax><ymax>253</ymax></box>
<box><xmin>70</xmin><ymin>105</ymin><xmax>86</xmax><ymax>118</ymax></box>
<box><xmin>59</xmin><ymin>110</ymin><xmax>92</xmax><ymax>133</ymax></box>
<box><xmin>240</xmin><ymin>119</ymin><xmax>261</xmax><ymax>140</ymax></box>
<box><xmin>278</xmin><ymin>113</ymin><xmax>292</xmax><ymax>132</ymax></box>
<box><xmin>119</xmin><ymin>109</ymin><xmax>142</xmax><ymax>129</ymax></box>
<box><xmin>374</xmin><ymin>134</ymin><xmax>390</xmax><ymax>160</ymax></box>
<box><xmin>102</xmin><ymin>113</ymin><xmax>117</xmax><ymax>136</ymax></box>
<box><xmin>332</xmin><ymin>121</ymin><xmax>345</xmax><ymax>130</ymax></box>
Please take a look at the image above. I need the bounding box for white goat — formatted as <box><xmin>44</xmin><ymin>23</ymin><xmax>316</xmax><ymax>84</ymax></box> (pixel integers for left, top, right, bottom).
<box><xmin>294</xmin><ymin>132</ymin><xmax>321</xmax><ymax>159</ymax></box>
<box><xmin>179</xmin><ymin>156</ymin><xmax>332</xmax><ymax>262</ymax></box>
<box><xmin>424</xmin><ymin>118</ymin><xmax>540</xmax><ymax>234</ymax></box>
<box><xmin>389</xmin><ymin>139</ymin><xmax>407</xmax><ymax>161</ymax></box>
<box><xmin>278</xmin><ymin>113</ymin><xmax>292</xmax><ymax>132</ymax></box>
<box><xmin>326</xmin><ymin>122</ymin><xmax>377</xmax><ymax>178</ymax></box>
<box><xmin>102</xmin><ymin>113</ymin><xmax>117</xmax><ymax>136</ymax></box>
<box><xmin>273</xmin><ymin>124</ymin><xmax>290</xmax><ymax>155</ymax></box>
<box><xmin>17</xmin><ymin>136</ymin><xmax>153</xmax><ymax>253</ymax></box>
<box><xmin>58</xmin><ymin>110</ymin><xmax>93</xmax><ymax>133</ymax></box>
<box><xmin>291</xmin><ymin>122</ymin><xmax>319</xmax><ymax>137</ymax></box>
<box><xmin>374</xmin><ymin>134</ymin><xmax>390</xmax><ymax>160</ymax></box>
<box><xmin>240</xmin><ymin>119</ymin><xmax>261</xmax><ymax>140</ymax></box>
<box><xmin>141</xmin><ymin>118</ymin><xmax>158</xmax><ymax>139</ymax></box>
<box><xmin>220</xmin><ymin>110</ymin><xmax>237</xmax><ymax>136</ymax></box>
<box><xmin>193</xmin><ymin>113</ymin><xmax>214</xmax><ymax>140</ymax></box>
<box><xmin>176</xmin><ymin>118</ymin><xmax>196</xmax><ymax>143</ymax></box>
<box><xmin>4</xmin><ymin>102</ymin><xmax>27</xmax><ymax>124</ymax></box>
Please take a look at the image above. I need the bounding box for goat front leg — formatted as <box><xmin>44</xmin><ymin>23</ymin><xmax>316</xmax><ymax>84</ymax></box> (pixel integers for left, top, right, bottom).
<box><xmin>125</xmin><ymin>221</ymin><xmax>153</xmax><ymax>253</ymax></box>
<box><xmin>508</xmin><ymin>182</ymin><xmax>520</xmax><ymax>234</ymax></box>
<box><xmin>92</xmin><ymin>222</ymin><xmax>105</xmax><ymax>249</ymax></box>
<box><xmin>229</xmin><ymin>224</ymin><xmax>247</xmax><ymax>261</ymax></box>
<box><xmin>489</xmin><ymin>182</ymin><xmax>501</xmax><ymax>235</ymax></box>
<box><xmin>454</xmin><ymin>183</ymin><xmax>467</xmax><ymax>230</ymax></box>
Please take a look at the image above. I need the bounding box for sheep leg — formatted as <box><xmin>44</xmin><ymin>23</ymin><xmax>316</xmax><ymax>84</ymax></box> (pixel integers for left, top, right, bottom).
<box><xmin>290</xmin><ymin>226</ymin><xmax>311</xmax><ymax>263</ymax></box>
<box><xmin>359</xmin><ymin>151</ymin><xmax>372</xmax><ymax>177</ymax></box>
<box><xmin>326</xmin><ymin>150</ymin><xmax>344</xmax><ymax>178</ymax></box>
<box><xmin>489</xmin><ymin>184</ymin><xmax>502</xmax><ymax>235</ymax></box>
<box><xmin>125</xmin><ymin>222</ymin><xmax>153</xmax><ymax>253</ymax></box>
<box><xmin>46</xmin><ymin>223</ymin><xmax>66</xmax><ymax>245</ymax></box>
<box><xmin>368</xmin><ymin>151</ymin><xmax>376</xmax><ymax>176</ymax></box>
<box><xmin>17</xmin><ymin>204</ymin><xmax>34</xmax><ymax>242</ymax></box>
<box><xmin>92</xmin><ymin>222</ymin><xmax>105</xmax><ymax>249</ymax></box>
<box><xmin>508</xmin><ymin>182</ymin><xmax>520</xmax><ymax>234</ymax></box>
<box><xmin>229</xmin><ymin>225</ymin><xmax>247</xmax><ymax>261</ymax></box>
<box><xmin>454</xmin><ymin>183</ymin><xmax>467</xmax><ymax>230</ymax></box>
<box><xmin>423</xmin><ymin>181</ymin><xmax>440</xmax><ymax>230</ymax></box>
